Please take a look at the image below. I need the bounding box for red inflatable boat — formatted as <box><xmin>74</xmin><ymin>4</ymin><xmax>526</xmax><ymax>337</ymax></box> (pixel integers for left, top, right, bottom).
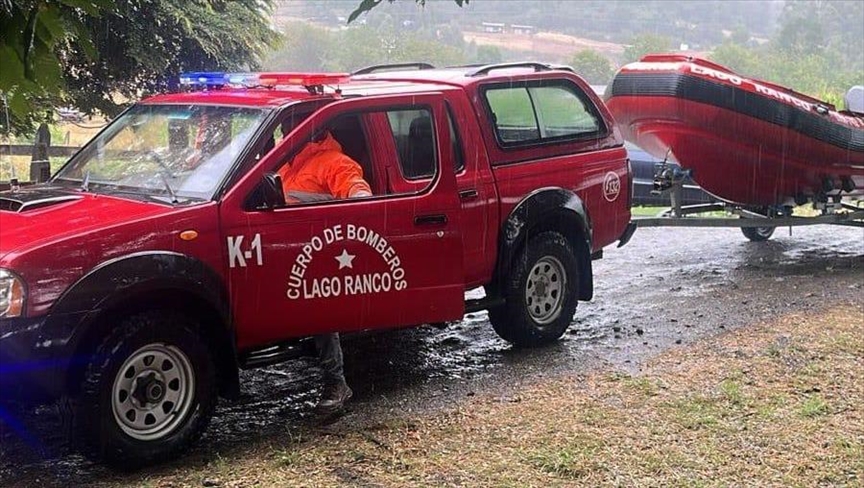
<box><xmin>605</xmin><ymin>54</ymin><xmax>864</xmax><ymax>207</ymax></box>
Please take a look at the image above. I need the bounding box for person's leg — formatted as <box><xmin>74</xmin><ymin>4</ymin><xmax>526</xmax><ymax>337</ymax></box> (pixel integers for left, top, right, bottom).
<box><xmin>313</xmin><ymin>333</ymin><xmax>352</xmax><ymax>411</ymax></box>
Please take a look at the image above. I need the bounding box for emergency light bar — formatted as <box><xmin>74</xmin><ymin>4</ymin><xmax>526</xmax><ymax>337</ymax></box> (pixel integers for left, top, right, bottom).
<box><xmin>226</xmin><ymin>72</ymin><xmax>260</xmax><ymax>86</ymax></box>
<box><xmin>178</xmin><ymin>72</ymin><xmax>350</xmax><ymax>91</ymax></box>
<box><xmin>257</xmin><ymin>72</ymin><xmax>351</xmax><ymax>87</ymax></box>
<box><xmin>179</xmin><ymin>72</ymin><xmax>228</xmax><ymax>87</ymax></box>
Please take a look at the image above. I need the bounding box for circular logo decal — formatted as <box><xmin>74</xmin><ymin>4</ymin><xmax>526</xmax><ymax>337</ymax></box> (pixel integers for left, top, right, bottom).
<box><xmin>603</xmin><ymin>172</ymin><xmax>621</xmax><ymax>202</ymax></box>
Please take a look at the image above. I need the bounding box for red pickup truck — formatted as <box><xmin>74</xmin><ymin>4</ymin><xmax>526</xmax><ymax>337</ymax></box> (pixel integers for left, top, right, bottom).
<box><xmin>0</xmin><ymin>63</ymin><xmax>634</xmax><ymax>464</ymax></box>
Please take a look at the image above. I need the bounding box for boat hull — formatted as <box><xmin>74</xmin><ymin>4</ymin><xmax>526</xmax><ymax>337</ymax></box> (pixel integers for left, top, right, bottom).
<box><xmin>606</xmin><ymin>57</ymin><xmax>864</xmax><ymax>207</ymax></box>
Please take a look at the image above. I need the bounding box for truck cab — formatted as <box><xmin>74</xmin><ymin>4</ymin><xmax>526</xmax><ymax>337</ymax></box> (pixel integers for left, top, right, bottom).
<box><xmin>0</xmin><ymin>64</ymin><xmax>632</xmax><ymax>465</ymax></box>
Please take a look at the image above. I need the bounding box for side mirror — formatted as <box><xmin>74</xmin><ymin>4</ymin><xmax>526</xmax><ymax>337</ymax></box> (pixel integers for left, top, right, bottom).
<box><xmin>261</xmin><ymin>172</ymin><xmax>285</xmax><ymax>209</ymax></box>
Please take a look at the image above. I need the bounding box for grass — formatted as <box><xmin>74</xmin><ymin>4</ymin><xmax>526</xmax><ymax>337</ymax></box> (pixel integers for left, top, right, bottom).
<box><xmin>1</xmin><ymin>121</ymin><xmax>99</xmax><ymax>181</ymax></box>
<box><xmin>799</xmin><ymin>395</ymin><xmax>829</xmax><ymax>418</ymax></box>
<box><xmin>85</xmin><ymin>303</ymin><xmax>863</xmax><ymax>487</ymax></box>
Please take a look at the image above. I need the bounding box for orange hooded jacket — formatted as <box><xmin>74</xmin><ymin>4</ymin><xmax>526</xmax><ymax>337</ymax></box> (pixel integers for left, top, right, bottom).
<box><xmin>278</xmin><ymin>132</ymin><xmax>372</xmax><ymax>202</ymax></box>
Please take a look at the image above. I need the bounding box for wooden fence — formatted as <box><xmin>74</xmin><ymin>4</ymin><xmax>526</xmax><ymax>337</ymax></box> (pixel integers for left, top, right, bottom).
<box><xmin>0</xmin><ymin>144</ymin><xmax>80</xmax><ymax>157</ymax></box>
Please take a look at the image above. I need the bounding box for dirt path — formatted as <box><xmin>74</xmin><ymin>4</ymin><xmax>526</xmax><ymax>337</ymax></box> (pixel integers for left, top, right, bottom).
<box><xmin>1</xmin><ymin>225</ymin><xmax>862</xmax><ymax>486</ymax></box>
<box><xmin>92</xmin><ymin>302</ymin><xmax>862</xmax><ymax>487</ymax></box>
<box><xmin>462</xmin><ymin>30</ymin><xmax>625</xmax><ymax>63</ymax></box>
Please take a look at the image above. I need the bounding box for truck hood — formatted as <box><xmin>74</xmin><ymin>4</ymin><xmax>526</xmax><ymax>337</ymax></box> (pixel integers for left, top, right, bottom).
<box><xmin>0</xmin><ymin>186</ymin><xmax>177</xmax><ymax>262</ymax></box>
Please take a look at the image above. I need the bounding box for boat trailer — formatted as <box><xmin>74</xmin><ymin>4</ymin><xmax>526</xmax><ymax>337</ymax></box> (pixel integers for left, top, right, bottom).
<box><xmin>630</xmin><ymin>164</ymin><xmax>864</xmax><ymax>242</ymax></box>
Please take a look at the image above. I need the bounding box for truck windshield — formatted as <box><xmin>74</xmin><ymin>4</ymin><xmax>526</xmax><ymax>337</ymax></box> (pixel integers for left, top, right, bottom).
<box><xmin>54</xmin><ymin>104</ymin><xmax>270</xmax><ymax>202</ymax></box>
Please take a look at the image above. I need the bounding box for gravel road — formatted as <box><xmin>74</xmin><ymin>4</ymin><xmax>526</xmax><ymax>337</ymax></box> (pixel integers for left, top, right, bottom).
<box><xmin>1</xmin><ymin>224</ymin><xmax>862</xmax><ymax>486</ymax></box>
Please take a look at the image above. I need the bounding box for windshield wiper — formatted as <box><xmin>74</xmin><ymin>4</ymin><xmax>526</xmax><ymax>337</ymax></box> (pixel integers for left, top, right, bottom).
<box><xmin>159</xmin><ymin>173</ymin><xmax>179</xmax><ymax>204</ymax></box>
<box><xmin>81</xmin><ymin>171</ymin><xmax>90</xmax><ymax>192</ymax></box>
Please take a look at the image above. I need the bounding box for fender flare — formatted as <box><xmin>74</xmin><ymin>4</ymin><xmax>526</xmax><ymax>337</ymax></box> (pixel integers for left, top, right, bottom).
<box><xmin>495</xmin><ymin>187</ymin><xmax>594</xmax><ymax>300</ymax></box>
<box><xmin>51</xmin><ymin>251</ymin><xmax>239</xmax><ymax>398</ymax></box>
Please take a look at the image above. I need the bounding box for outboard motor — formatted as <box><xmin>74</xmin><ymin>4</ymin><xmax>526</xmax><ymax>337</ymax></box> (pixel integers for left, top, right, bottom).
<box><xmin>652</xmin><ymin>152</ymin><xmax>691</xmax><ymax>194</ymax></box>
<box><xmin>844</xmin><ymin>85</ymin><xmax>864</xmax><ymax>114</ymax></box>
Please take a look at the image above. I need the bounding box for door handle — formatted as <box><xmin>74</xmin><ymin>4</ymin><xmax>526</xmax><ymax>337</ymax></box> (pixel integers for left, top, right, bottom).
<box><xmin>459</xmin><ymin>188</ymin><xmax>479</xmax><ymax>200</ymax></box>
<box><xmin>414</xmin><ymin>214</ymin><xmax>448</xmax><ymax>226</ymax></box>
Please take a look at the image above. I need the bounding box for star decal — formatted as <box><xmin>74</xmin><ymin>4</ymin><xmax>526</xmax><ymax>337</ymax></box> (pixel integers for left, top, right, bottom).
<box><xmin>335</xmin><ymin>248</ymin><xmax>356</xmax><ymax>269</ymax></box>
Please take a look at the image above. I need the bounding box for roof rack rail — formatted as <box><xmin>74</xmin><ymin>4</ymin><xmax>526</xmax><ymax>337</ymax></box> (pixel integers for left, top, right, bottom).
<box><xmin>549</xmin><ymin>64</ymin><xmax>576</xmax><ymax>73</ymax></box>
<box><xmin>351</xmin><ymin>62</ymin><xmax>436</xmax><ymax>75</ymax></box>
<box><xmin>467</xmin><ymin>62</ymin><xmax>562</xmax><ymax>77</ymax></box>
<box><xmin>444</xmin><ymin>63</ymin><xmax>486</xmax><ymax>69</ymax></box>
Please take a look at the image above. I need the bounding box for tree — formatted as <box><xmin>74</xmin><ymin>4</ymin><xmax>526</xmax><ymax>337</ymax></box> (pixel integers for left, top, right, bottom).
<box><xmin>264</xmin><ymin>22</ymin><xmax>466</xmax><ymax>73</ymax></box>
<box><xmin>264</xmin><ymin>22</ymin><xmax>337</xmax><ymax>71</ymax></box>
<box><xmin>349</xmin><ymin>0</ymin><xmax>468</xmax><ymax>23</ymax></box>
<box><xmin>1</xmin><ymin>1</ymin><xmax>276</xmax><ymax>134</ymax></box>
<box><xmin>568</xmin><ymin>50</ymin><xmax>613</xmax><ymax>84</ymax></box>
<box><xmin>1</xmin><ymin>1</ymin><xmax>103</xmax><ymax>133</ymax></box>
<box><xmin>709</xmin><ymin>42</ymin><xmax>761</xmax><ymax>76</ymax></box>
<box><xmin>622</xmin><ymin>33</ymin><xmax>673</xmax><ymax>64</ymax></box>
<box><xmin>475</xmin><ymin>45</ymin><xmax>503</xmax><ymax>64</ymax></box>
<box><xmin>775</xmin><ymin>16</ymin><xmax>825</xmax><ymax>56</ymax></box>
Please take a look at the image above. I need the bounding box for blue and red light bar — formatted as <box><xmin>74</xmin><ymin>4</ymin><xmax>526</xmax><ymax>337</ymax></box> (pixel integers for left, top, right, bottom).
<box><xmin>257</xmin><ymin>72</ymin><xmax>350</xmax><ymax>87</ymax></box>
<box><xmin>178</xmin><ymin>72</ymin><xmax>229</xmax><ymax>87</ymax></box>
<box><xmin>178</xmin><ymin>72</ymin><xmax>351</xmax><ymax>90</ymax></box>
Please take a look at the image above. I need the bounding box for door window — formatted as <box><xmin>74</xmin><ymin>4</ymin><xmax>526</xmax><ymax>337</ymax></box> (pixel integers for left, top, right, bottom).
<box><xmin>386</xmin><ymin>107</ymin><xmax>463</xmax><ymax>180</ymax></box>
<box><xmin>386</xmin><ymin>109</ymin><xmax>437</xmax><ymax>180</ymax></box>
<box><xmin>271</xmin><ymin>106</ymin><xmax>441</xmax><ymax>205</ymax></box>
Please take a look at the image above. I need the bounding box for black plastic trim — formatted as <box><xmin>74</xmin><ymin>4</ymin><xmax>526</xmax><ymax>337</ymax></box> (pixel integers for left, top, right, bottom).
<box><xmin>496</xmin><ymin>188</ymin><xmax>594</xmax><ymax>301</ymax></box>
<box><xmin>49</xmin><ymin>252</ymin><xmax>239</xmax><ymax>397</ymax></box>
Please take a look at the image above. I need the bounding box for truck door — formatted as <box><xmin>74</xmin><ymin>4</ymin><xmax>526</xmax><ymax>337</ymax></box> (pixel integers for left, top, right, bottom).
<box><xmin>375</xmin><ymin>98</ymin><xmax>499</xmax><ymax>289</ymax></box>
<box><xmin>219</xmin><ymin>94</ymin><xmax>464</xmax><ymax>350</ymax></box>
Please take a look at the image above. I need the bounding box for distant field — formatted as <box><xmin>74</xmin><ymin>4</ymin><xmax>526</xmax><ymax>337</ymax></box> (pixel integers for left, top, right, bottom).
<box><xmin>463</xmin><ymin>30</ymin><xmax>624</xmax><ymax>63</ymax></box>
<box><xmin>0</xmin><ymin>156</ymin><xmax>70</xmax><ymax>182</ymax></box>
<box><xmin>0</xmin><ymin>121</ymin><xmax>101</xmax><ymax>182</ymax></box>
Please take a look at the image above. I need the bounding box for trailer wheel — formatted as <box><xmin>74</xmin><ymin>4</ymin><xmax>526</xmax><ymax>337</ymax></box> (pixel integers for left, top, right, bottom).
<box><xmin>741</xmin><ymin>226</ymin><xmax>775</xmax><ymax>242</ymax></box>
<box><xmin>74</xmin><ymin>310</ymin><xmax>217</xmax><ymax>467</ymax></box>
<box><xmin>489</xmin><ymin>231</ymin><xmax>580</xmax><ymax>347</ymax></box>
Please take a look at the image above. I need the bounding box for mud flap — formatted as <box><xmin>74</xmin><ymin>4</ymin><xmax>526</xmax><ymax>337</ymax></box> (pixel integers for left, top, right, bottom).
<box><xmin>617</xmin><ymin>222</ymin><xmax>638</xmax><ymax>248</ymax></box>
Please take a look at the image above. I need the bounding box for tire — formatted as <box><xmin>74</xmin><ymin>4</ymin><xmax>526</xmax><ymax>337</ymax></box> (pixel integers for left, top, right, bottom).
<box><xmin>489</xmin><ymin>231</ymin><xmax>580</xmax><ymax>347</ymax></box>
<box><xmin>73</xmin><ymin>310</ymin><xmax>217</xmax><ymax>467</ymax></box>
<box><xmin>741</xmin><ymin>225</ymin><xmax>775</xmax><ymax>242</ymax></box>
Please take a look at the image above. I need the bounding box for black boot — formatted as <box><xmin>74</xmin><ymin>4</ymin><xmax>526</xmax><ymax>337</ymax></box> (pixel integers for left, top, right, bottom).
<box><xmin>315</xmin><ymin>381</ymin><xmax>353</xmax><ymax>414</ymax></box>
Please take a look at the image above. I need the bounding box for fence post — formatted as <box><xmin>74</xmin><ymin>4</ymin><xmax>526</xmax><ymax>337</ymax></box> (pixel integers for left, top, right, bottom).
<box><xmin>30</xmin><ymin>122</ymin><xmax>51</xmax><ymax>182</ymax></box>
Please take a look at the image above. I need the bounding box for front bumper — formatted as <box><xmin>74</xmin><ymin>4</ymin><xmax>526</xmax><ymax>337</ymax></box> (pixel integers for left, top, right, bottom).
<box><xmin>0</xmin><ymin>315</ymin><xmax>77</xmax><ymax>403</ymax></box>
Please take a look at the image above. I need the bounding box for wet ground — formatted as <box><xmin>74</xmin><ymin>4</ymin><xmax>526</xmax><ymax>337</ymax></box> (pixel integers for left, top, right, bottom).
<box><xmin>1</xmin><ymin>224</ymin><xmax>862</xmax><ymax>486</ymax></box>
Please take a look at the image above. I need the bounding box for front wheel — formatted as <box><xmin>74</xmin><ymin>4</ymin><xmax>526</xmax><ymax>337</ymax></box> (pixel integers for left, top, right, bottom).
<box><xmin>741</xmin><ymin>225</ymin><xmax>775</xmax><ymax>241</ymax></box>
<box><xmin>489</xmin><ymin>231</ymin><xmax>580</xmax><ymax>347</ymax></box>
<box><xmin>73</xmin><ymin>311</ymin><xmax>217</xmax><ymax>467</ymax></box>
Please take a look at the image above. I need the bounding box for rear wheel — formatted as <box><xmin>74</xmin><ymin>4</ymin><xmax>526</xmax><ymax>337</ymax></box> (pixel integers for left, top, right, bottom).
<box><xmin>74</xmin><ymin>310</ymin><xmax>217</xmax><ymax>467</ymax></box>
<box><xmin>489</xmin><ymin>232</ymin><xmax>580</xmax><ymax>347</ymax></box>
<box><xmin>741</xmin><ymin>225</ymin><xmax>775</xmax><ymax>241</ymax></box>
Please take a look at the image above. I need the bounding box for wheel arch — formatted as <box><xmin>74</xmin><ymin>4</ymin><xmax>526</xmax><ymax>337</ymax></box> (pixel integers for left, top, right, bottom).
<box><xmin>52</xmin><ymin>252</ymin><xmax>240</xmax><ymax>399</ymax></box>
<box><xmin>494</xmin><ymin>188</ymin><xmax>594</xmax><ymax>300</ymax></box>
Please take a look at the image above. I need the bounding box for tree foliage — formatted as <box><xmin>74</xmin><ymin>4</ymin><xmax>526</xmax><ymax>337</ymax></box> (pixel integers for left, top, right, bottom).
<box><xmin>265</xmin><ymin>21</ymin><xmax>466</xmax><ymax>73</ymax></box>
<box><xmin>475</xmin><ymin>45</ymin><xmax>503</xmax><ymax>64</ymax></box>
<box><xmin>1</xmin><ymin>0</ymin><xmax>276</xmax><ymax>134</ymax></box>
<box><xmin>339</xmin><ymin>0</ymin><xmax>779</xmax><ymax>47</ymax></box>
<box><xmin>349</xmin><ymin>0</ymin><xmax>468</xmax><ymax>24</ymax></box>
<box><xmin>569</xmin><ymin>50</ymin><xmax>613</xmax><ymax>84</ymax></box>
<box><xmin>622</xmin><ymin>33</ymin><xmax>673</xmax><ymax>64</ymax></box>
<box><xmin>709</xmin><ymin>2</ymin><xmax>864</xmax><ymax>105</ymax></box>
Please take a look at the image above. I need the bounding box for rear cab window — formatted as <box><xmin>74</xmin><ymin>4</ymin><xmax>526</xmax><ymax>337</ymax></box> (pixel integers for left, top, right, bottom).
<box><xmin>482</xmin><ymin>79</ymin><xmax>606</xmax><ymax>149</ymax></box>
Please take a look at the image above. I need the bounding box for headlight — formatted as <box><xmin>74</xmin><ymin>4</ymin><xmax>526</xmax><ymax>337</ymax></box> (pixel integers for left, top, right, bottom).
<box><xmin>0</xmin><ymin>269</ymin><xmax>26</xmax><ymax>318</ymax></box>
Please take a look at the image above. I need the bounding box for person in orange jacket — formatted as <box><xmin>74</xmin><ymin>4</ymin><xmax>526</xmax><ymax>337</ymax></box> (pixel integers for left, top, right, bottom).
<box><xmin>278</xmin><ymin>131</ymin><xmax>372</xmax><ymax>203</ymax></box>
<box><xmin>278</xmin><ymin>130</ymin><xmax>372</xmax><ymax>414</ymax></box>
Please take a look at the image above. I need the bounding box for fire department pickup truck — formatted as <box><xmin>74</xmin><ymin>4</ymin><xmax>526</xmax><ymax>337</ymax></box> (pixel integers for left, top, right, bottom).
<box><xmin>0</xmin><ymin>62</ymin><xmax>634</xmax><ymax>464</ymax></box>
